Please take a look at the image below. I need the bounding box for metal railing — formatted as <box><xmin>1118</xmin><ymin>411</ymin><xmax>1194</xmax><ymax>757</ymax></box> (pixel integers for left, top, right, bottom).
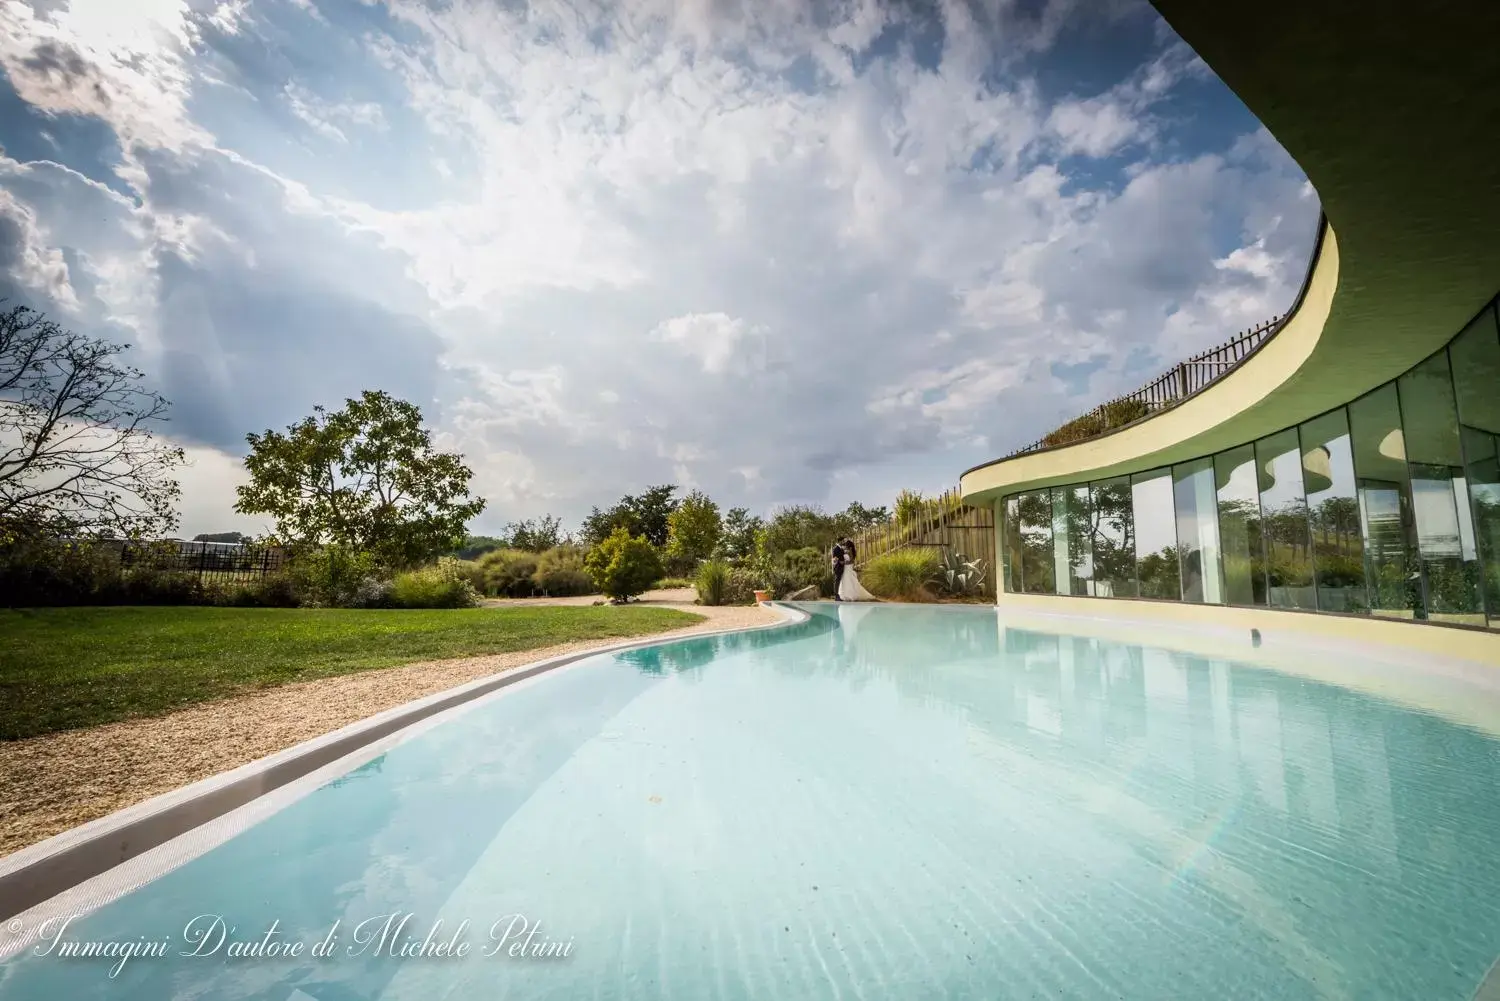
<box><xmin>1005</xmin><ymin>314</ymin><xmax>1283</xmax><ymax>458</ymax></box>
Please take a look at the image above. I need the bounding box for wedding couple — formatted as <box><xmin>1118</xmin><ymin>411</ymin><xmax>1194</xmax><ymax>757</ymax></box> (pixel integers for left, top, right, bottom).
<box><xmin>831</xmin><ymin>538</ymin><xmax>876</xmax><ymax>602</ymax></box>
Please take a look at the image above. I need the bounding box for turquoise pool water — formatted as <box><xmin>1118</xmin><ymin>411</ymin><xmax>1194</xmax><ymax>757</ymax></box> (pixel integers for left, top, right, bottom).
<box><xmin>3</xmin><ymin>603</ymin><xmax>1500</xmax><ymax>1000</ymax></box>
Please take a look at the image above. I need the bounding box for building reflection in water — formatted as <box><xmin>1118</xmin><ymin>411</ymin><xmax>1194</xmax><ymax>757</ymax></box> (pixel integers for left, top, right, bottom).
<box><xmin>793</xmin><ymin>602</ymin><xmax>1500</xmax><ymax>996</ymax></box>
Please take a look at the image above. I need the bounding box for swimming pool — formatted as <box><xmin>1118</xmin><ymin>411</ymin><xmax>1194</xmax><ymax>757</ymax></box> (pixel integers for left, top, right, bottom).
<box><xmin>3</xmin><ymin>603</ymin><xmax>1499</xmax><ymax>1000</ymax></box>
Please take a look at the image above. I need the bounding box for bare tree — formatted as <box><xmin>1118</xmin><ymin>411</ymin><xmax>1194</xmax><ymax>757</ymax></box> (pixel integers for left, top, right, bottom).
<box><xmin>0</xmin><ymin>302</ymin><xmax>184</xmax><ymax>539</ymax></box>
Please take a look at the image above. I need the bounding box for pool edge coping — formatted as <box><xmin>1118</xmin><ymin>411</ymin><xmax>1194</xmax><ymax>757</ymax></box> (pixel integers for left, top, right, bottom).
<box><xmin>0</xmin><ymin>601</ymin><xmax>809</xmax><ymax>924</ymax></box>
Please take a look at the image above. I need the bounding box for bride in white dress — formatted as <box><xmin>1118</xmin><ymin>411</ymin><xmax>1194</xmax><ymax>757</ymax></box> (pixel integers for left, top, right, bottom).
<box><xmin>837</xmin><ymin>539</ymin><xmax>877</xmax><ymax>602</ymax></box>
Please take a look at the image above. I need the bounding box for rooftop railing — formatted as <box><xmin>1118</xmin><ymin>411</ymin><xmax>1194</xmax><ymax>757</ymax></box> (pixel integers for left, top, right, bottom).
<box><xmin>1004</xmin><ymin>313</ymin><xmax>1284</xmax><ymax>458</ymax></box>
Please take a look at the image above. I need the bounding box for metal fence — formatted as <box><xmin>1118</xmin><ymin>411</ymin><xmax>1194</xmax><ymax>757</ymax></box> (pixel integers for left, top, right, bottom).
<box><xmin>1006</xmin><ymin>314</ymin><xmax>1284</xmax><ymax>457</ymax></box>
<box><xmin>111</xmin><ymin>540</ymin><xmax>288</xmax><ymax>584</ymax></box>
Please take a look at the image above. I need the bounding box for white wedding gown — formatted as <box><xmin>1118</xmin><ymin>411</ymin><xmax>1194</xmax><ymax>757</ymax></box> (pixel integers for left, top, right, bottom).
<box><xmin>838</xmin><ymin>561</ymin><xmax>876</xmax><ymax>602</ymax></box>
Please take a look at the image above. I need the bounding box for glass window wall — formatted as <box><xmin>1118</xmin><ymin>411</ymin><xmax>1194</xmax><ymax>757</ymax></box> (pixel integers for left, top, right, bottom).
<box><xmin>1173</xmin><ymin>457</ymin><xmax>1222</xmax><ymax>603</ymax></box>
<box><xmin>1132</xmin><ymin>468</ymin><xmax>1180</xmax><ymax>599</ymax></box>
<box><xmin>1299</xmin><ymin>410</ymin><xmax>1367</xmax><ymax>613</ymax></box>
<box><xmin>1256</xmin><ymin>429</ymin><xmax>1315</xmax><ymax>610</ymax></box>
<box><xmin>1089</xmin><ymin>477</ymin><xmax>1136</xmax><ymax>598</ymax></box>
<box><xmin>1052</xmin><ymin>486</ymin><xmax>1094</xmax><ymax>596</ymax></box>
<box><xmin>1001</xmin><ymin>496</ymin><xmax>1023</xmax><ymax>594</ymax></box>
<box><xmin>1017</xmin><ymin>490</ymin><xmax>1055</xmax><ymax>594</ymax></box>
<box><xmin>1449</xmin><ymin>304</ymin><xmax>1500</xmax><ymax>628</ymax></box>
<box><xmin>1398</xmin><ymin>351</ymin><xmax>1486</xmax><ymax>624</ymax></box>
<box><xmin>1348</xmin><ymin>385</ymin><xmax>1423</xmax><ymax>618</ymax></box>
<box><xmin>1215</xmin><ymin>444</ymin><xmax>1265</xmax><ymax>605</ymax></box>
<box><xmin>996</xmin><ymin>292</ymin><xmax>1500</xmax><ymax>635</ymax></box>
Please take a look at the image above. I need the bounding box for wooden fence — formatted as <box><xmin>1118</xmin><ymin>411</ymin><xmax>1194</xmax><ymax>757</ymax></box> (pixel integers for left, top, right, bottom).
<box><xmin>1006</xmin><ymin>314</ymin><xmax>1284</xmax><ymax>457</ymax></box>
<box><xmin>849</xmin><ymin>488</ymin><xmax>997</xmax><ymax>597</ymax></box>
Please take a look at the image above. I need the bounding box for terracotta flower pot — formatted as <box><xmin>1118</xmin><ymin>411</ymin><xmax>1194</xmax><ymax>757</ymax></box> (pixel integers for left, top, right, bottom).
<box><xmin>753</xmin><ymin>589</ymin><xmax>772</xmax><ymax>603</ymax></box>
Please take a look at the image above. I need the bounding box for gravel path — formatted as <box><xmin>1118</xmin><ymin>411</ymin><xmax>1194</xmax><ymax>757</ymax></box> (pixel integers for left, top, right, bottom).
<box><xmin>0</xmin><ymin>593</ymin><xmax>779</xmax><ymax>859</ymax></box>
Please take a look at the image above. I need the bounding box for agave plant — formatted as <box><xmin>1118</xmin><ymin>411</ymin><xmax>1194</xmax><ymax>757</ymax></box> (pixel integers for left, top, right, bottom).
<box><xmin>935</xmin><ymin>551</ymin><xmax>987</xmax><ymax>596</ymax></box>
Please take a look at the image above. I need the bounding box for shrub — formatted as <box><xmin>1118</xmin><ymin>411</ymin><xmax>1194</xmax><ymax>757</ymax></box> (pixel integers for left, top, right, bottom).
<box><xmin>532</xmin><ymin>545</ymin><xmax>595</xmax><ymax>596</ymax></box>
<box><xmin>584</xmin><ymin>527</ymin><xmax>663</xmax><ymax>602</ymax></box>
<box><xmin>226</xmin><ymin>573</ymin><xmax>301</xmax><ymax>608</ymax></box>
<box><xmin>695</xmin><ymin>560</ymin><xmax>731</xmax><ymax>606</ymax></box>
<box><xmin>287</xmin><ymin>545</ymin><xmax>382</xmax><ymax>608</ymax></box>
<box><xmin>389</xmin><ymin>557</ymin><xmax>480</xmax><ymax>608</ymax></box>
<box><xmin>725</xmin><ymin>568</ymin><xmax>760</xmax><ymax>605</ymax></box>
<box><xmin>779</xmin><ymin>546</ymin><xmax>834</xmax><ymax>595</ymax></box>
<box><xmin>0</xmin><ymin>532</ymin><xmax>122</xmax><ymax>606</ymax></box>
<box><xmin>745</xmin><ymin>552</ymin><xmax>798</xmax><ymax>599</ymax></box>
<box><xmin>478</xmin><ymin>548</ymin><xmax>540</xmax><ymax>598</ymax></box>
<box><xmin>113</xmin><ymin>567</ymin><xmax>203</xmax><ymax>605</ymax></box>
<box><xmin>934</xmin><ymin>551</ymin><xmax>987</xmax><ymax>597</ymax></box>
<box><xmin>654</xmin><ymin>576</ymin><xmax>694</xmax><ymax>590</ymax></box>
<box><xmin>450</xmin><ymin>558</ymin><xmax>487</xmax><ymax>593</ymax></box>
<box><xmin>1040</xmin><ymin>398</ymin><xmax>1152</xmax><ymax>448</ymax></box>
<box><xmin>894</xmin><ymin>489</ymin><xmax>925</xmax><ymax>524</ymax></box>
<box><xmin>864</xmin><ymin>549</ymin><xmax>940</xmax><ymax>601</ymax></box>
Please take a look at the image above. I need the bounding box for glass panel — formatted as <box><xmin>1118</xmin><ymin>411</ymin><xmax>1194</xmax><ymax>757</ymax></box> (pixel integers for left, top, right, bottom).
<box><xmin>1256</xmin><ymin>429</ymin><xmax>1315</xmax><ymax>610</ymax></box>
<box><xmin>1067</xmin><ymin>485</ymin><xmax>1096</xmax><ymax>596</ymax></box>
<box><xmin>1131</xmin><ymin>468</ymin><xmax>1180</xmax><ymax>600</ymax></box>
<box><xmin>1398</xmin><ymin>350</ymin><xmax>1486</xmax><ymax>624</ymax></box>
<box><xmin>1001</xmin><ymin>496</ymin><xmax>1023</xmax><ymax>594</ymax></box>
<box><xmin>1017</xmin><ymin>490</ymin><xmax>1055</xmax><ymax>594</ymax></box>
<box><xmin>1215</xmin><ymin>444</ymin><xmax>1265</xmax><ymax>605</ymax></box>
<box><xmin>1299</xmin><ymin>409</ymin><xmax>1368</xmax><ymax>614</ymax></box>
<box><xmin>1449</xmin><ymin>302</ymin><xmax>1500</xmax><ymax>628</ymax></box>
<box><xmin>1089</xmin><ymin>477</ymin><xmax>1137</xmax><ymax>598</ymax></box>
<box><xmin>1051</xmin><ymin>486</ymin><xmax>1093</xmax><ymax>596</ymax></box>
<box><xmin>1173</xmin><ymin>457</ymin><xmax>1222</xmax><ymax>604</ymax></box>
<box><xmin>1348</xmin><ymin>384</ymin><xmax>1423</xmax><ymax>618</ymax></box>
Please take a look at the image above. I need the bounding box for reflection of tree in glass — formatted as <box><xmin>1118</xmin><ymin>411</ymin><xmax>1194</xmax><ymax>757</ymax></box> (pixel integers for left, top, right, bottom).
<box><xmin>1308</xmin><ymin>496</ymin><xmax>1366</xmax><ymax>592</ymax></box>
<box><xmin>1088</xmin><ymin>482</ymin><xmax>1135</xmax><ymax>592</ymax></box>
<box><xmin>1138</xmin><ymin>546</ymin><xmax>1180</xmax><ymax>598</ymax></box>
<box><xmin>1474</xmin><ymin>494</ymin><xmax>1500</xmax><ymax>614</ymax></box>
<box><xmin>1017</xmin><ymin>492</ymin><xmax>1055</xmax><ymax>592</ymax></box>
<box><xmin>1261</xmin><ymin>499</ymin><xmax>1314</xmax><ymax>587</ymax></box>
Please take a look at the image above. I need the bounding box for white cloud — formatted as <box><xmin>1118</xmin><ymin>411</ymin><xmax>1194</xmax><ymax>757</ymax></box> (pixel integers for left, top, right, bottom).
<box><xmin>284</xmin><ymin>83</ymin><xmax>388</xmax><ymax>143</ymax></box>
<box><xmin>0</xmin><ymin>188</ymin><xmax>79</xmax><ymax>311</ymax></box>
<box><xmin>649</xmin><ymin>312</ymin><xmax>763</xmax><ymax>375</ymax></box>
<box><xmin>1047</xmin><ymin>97</ymin><xmax>1140</xmax><ymax>158</ymax></box>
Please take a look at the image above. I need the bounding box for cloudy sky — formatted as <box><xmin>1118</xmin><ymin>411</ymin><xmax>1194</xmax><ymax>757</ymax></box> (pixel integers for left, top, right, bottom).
<box><xmin>0</xmin><ymin>0</ymin><xmax>1318</xmax><ymax>538</ymax></box>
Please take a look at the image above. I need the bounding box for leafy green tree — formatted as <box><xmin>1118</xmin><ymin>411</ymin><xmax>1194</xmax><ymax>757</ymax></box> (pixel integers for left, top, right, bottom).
<box><xmin>665</xmin><ymin>490</ymin><xmax>722</xmax><ymax>569</ymax></box>
<box><xmin>759</xmin><ymin>504</ymin><xmax>838</xmax><ymax>555</ymax></box>
<box><xmin>832</xmin><ymin>501</ymin><xmax>890</xmax><ymax>537</ymax></box>
<box><xmin>1</xmin><ymin>302</ymin><xmax>184</xmax><ymax>540</ymax></box>
<box><xmin>508</xmin><ymin>514</ymin><xmax>563</xmax><ymax>552</ymax></box>
<box><xmin>584</xmin><ymin>526</ymin><xmax>663</xmax><ymax>602</ymax></box>
<box><xmin>579</xmin><ymin>502</ymin><xmax>640</xmax><ymax>548</ymax></box>
<box><xmin>235</xmin><ymin>389</ymin><xmax>485</xmax><ymax>568</ymax></box>
<box><xmin>624</xmin><ymin>484</ymin><xmax>678</xmax><ymax>548</ymax></box>
<box><xmin>716</xmin><ymin>507</ymin><xmax>764</xmax><ymax>562</ymax></box>
<box><xmin>579</xmin><ymin>485</ymin><xmax>678</xmax><ymax>548</ymax></box>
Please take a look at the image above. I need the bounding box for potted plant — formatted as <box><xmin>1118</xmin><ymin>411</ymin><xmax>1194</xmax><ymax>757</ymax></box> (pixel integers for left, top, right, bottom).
<box><xmin>753</xmin><ymin>588</ymin><xmax>773</xmax><ymax>603</ymax></box>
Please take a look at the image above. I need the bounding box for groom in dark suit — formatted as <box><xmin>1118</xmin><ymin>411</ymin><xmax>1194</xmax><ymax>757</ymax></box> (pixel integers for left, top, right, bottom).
<box><xmin>830</xmin><ymin>542</ymin><xmax>845</xmax><ymax>601</ymax></box>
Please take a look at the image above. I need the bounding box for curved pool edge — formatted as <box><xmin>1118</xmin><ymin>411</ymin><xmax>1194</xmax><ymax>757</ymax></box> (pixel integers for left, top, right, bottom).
<box><xmin>0</xmin><ymin>602</ymin><xmax>811</xmax><ymax>926</ymax></box>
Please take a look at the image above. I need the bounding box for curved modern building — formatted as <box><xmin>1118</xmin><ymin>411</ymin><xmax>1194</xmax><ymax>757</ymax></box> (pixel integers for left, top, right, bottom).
<box><xmin>960</xmin><ymin>2</ymin><xmax>1500</xmax><ymax>662</ymax></box>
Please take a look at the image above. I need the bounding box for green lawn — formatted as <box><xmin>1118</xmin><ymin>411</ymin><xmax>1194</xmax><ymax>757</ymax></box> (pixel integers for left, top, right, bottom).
<box><xmin>0</xmin><ymin>605</ymin><xmax>703</xmax><ymax>740</ymax></box>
